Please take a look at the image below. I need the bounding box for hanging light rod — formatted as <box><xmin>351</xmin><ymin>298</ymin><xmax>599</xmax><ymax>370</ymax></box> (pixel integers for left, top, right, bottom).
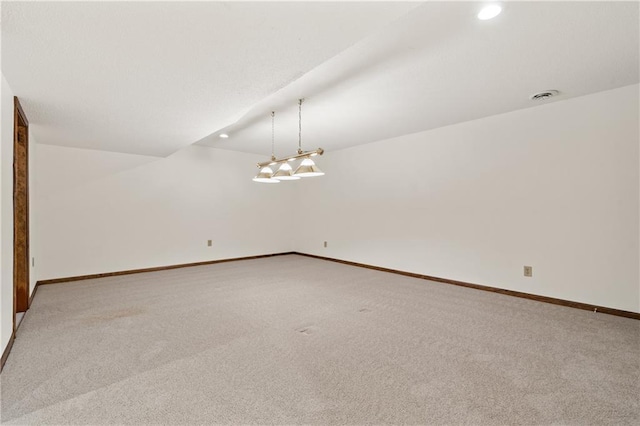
<box><xmin>256</xmin><ymin>148</ymin><xmax>324</xmax><ymax>168</ymax></box>
<box><xmin>253</xmin><ymin>98</ymin><xmax>325</xmax><ymax>182</ymax></box>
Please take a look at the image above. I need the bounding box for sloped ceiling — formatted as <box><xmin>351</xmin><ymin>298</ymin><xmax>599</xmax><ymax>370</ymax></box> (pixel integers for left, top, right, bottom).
<box><xmin>2</xmin><ymin>2</ymin><xmax>638</xmax><ymax>159</ymax></box>
<box><xmin>198</xmin><ymin>1</ymin><xmax>640</xmax><ymax>156</ymax></box>
<box><xmin>1</xmin><ymin>1</ymin><xmax>418</xmax><ymax>157</ymax></box>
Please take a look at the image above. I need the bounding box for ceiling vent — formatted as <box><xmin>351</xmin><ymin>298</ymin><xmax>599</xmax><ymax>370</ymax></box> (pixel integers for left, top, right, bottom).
<box><xmin>530</xmin><ymin>90</ymin><xmax>559</xmax><ymax>101</ymax></box>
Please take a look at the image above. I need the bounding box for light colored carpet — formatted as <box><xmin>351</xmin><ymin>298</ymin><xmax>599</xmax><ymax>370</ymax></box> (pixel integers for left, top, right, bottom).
<box><xmin>1</xmin><ymin>254</ymin><xmax>638</xmax><ymax>425</ymax></box>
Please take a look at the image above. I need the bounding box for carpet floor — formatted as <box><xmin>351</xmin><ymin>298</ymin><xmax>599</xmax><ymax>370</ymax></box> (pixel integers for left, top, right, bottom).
<box><xmin>1</xmin><ymin>254</ymin><xmax>638</xmax><ymax>425</ymax></box>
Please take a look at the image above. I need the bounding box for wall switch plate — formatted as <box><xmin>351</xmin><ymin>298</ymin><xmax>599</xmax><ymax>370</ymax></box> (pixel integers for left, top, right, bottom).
<box><xmin>207</xmin><ymin>240</ymin><xmax>212</xmax><ymax>247</ymax></box>
<box><xmin>524</xmin><ymin>266</ymin><xmax>533</xmax><ymax>277</ymax></box>
<box><xmin>324</xmin><ymin>241</ymin><xmax>327</xmax><ymax>248</ymax></box>
<box><xmin>32</xmin><ymin>257</ymin><xmax>35</xmax><ymax>267</ymax></box>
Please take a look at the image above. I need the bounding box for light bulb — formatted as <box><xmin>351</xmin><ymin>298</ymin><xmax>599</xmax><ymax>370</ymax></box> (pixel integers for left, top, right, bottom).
<box><xmin>478</xmin><ymin>5</ymin><xmax>502</xmax><ymax>20</ymax></box>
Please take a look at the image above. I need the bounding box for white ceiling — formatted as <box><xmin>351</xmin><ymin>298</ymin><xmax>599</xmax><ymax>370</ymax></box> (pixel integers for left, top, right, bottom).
<box><xmin>1</xmin><ymin>1</ymin><xmax>417</xmax><ymax>157</ymax></box>
<box><xmin>199</xmin><ymin>1</ymin><xmax>640</xmax><ymax>157</ymax></box>
<box><xmin>2</xmin><ymin>2</ymin><xmax>639</xmax><ymax>159</ymax></box>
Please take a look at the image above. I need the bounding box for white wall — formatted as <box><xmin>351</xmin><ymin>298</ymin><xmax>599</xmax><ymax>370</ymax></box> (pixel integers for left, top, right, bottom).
<box><xmin>28</xmin><ymin>124</ymin><xmax>38</xmax><ymax>297</ymax></box>
<box><xmin>1</xmin><ymin>74</ymin><xmax>15</xmax><ymax>353</ymax></box>
<box><xmin>294</xmin><ymin>85</ymin><xmax>640</xmax><ymax>313</ymax></box>
<box><xmin>35</xmin><ymin>145</ymin><xmax>296</xmax><ymax>280</ymax></box>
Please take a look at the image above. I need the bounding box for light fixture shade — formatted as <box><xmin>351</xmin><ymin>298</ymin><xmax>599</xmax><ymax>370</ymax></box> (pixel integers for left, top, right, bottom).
<box><xmin>293</xmin><ymin>158</ymin><xmax>324</xmax><ymax>177</ymax></box>
<box><xmin>272</xmin><ymin>163</ymin><xmax>301</xmax><ymax>180</ymax></box>
<box><xmin>252</xmin><ymin>167</ymin><xmax>279</xmax><ymax>183</ymax></box>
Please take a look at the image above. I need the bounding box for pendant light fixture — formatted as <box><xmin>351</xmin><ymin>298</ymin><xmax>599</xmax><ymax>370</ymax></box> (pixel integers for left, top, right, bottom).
<box><xmin>252</xmin><ymin>111</ymin><xmax>280</xmax><ymax>184</ymax></box>
<box><xmin>293</xmin><ymin>99</ymin><xmax>324</xmax><ymax>178</ymax></box>
<box><xmin>253</xmin><ymin>98</ymin><xmax>325</xmax><ymax>182</ymax></box>
<box><xmin>272</xmin><ymin>162</ymin><xmax>299</xmax><ymax>180</ymax></box>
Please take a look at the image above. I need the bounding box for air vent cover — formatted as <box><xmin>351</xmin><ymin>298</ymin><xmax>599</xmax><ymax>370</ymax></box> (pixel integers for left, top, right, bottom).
<box><xmin>530</xmin><ymin>90</ymin><xmax>559</xmax><ymax>101</ymax></box>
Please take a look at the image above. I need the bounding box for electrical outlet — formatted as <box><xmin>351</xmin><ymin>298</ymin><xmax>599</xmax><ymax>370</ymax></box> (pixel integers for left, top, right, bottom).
<box><xmin>524</xmin><ymin>266</ymin><xmax>532</xmax><ymax>277</ymax></box>
<box><xmin>207</xmin><ymin>240</ymin><xmax>212</xmax><ymax>247</ymax></box>
<box><xmin>324</xmin><ymin>241</ymin><xmax>327</xmax><ymax>248</ymax></box>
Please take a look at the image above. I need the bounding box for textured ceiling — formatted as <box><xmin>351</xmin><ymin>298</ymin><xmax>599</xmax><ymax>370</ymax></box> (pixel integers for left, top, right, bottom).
<box><xmin>1</xmin><ymin>1</ymin><xmax>418</xmax><ymax>157</ymax></box>
<box><xmin>199</xmin><ymin>1</ymin><xmax>640</xmax><ymax>156</ymax></box>
<box><xmin>2</xmin><ymin>2</ymin><xmax>638</xmax><ymax>159</ymax></box>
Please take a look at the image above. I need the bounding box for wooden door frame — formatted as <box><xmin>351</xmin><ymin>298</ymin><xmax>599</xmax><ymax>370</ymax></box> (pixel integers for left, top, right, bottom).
<box><xmin>13</xmin><ymin>96</ymin><xmax>30</xmax><ymax>329</ymax></box>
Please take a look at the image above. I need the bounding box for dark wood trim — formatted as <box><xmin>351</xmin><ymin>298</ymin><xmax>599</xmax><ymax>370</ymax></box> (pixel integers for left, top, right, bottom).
<box><xmin>295</xmin><ymin>253</ymin><xmax>640</xmax><ymax>320</ymax></box>
<box><xmin>14</xmin><ymin>96</ymin><xmax>28</xmax><ymax>126</ymax></box>
<box><xmin>33</xmin><ymin>251</ymin><xmax>640</xmax><ymax>320</ymax></box>
<box><xmin>1</xmin><ymin>331</ymin><xmax>16</xmax><ymax>373</ymax></box>
<box><xmin>6</xmin><ymin>96</ymin><xmax>31</xmax><ymax>371</ymax></box>
<box><xmin>13</xmin><ymin>96</ymin><xmax>30</xmax><ymax>325</ymax></box>
<box><xmin>37</xmin><ymin>252</ymin><xmax>296</xmax><ymax>285</ymax></box>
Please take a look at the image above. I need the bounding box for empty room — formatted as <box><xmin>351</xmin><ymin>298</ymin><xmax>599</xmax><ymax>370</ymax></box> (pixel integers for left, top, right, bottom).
<box><xmin>1</xmin><ymin>1</ymin><xmax>638</xmax><ymax>424</ymax></box>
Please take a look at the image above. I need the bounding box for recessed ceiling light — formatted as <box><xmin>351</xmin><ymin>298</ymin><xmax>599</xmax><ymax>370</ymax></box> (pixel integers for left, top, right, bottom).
<box><xmin>478</xmin><ymin>4</ymin><xmax>502</xmax><ymax>20</ymax></box>
<box><xmin>219</xmin><ymin>133</ymin><xmax>229</xmax><ymax>139</ymax></box>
